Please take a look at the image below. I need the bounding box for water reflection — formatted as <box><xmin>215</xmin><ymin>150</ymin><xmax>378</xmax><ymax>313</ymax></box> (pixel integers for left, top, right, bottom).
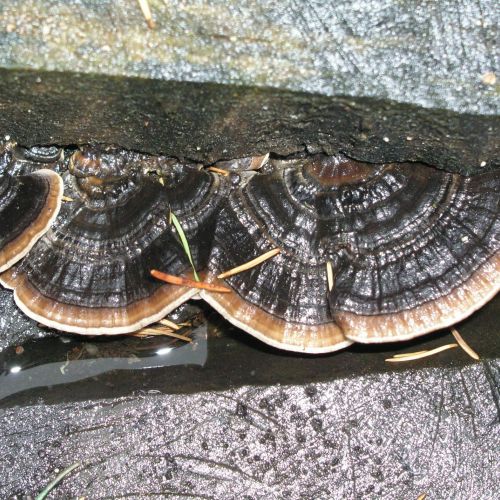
<box><xmin>0</xmin><ymin>310</ymin><xmax>208</xmax><ymax>401</ymax></box>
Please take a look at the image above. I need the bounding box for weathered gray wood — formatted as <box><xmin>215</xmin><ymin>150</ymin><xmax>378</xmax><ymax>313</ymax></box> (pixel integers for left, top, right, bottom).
<box><xmin>0</xmin><ymin>0</ymin><xmax>497</xmax><ymax>114</ymax></box>
<box><xmin>1</xmin><ymin>360</ymin><xmax>499</xmax><ymax>498</ymax></box>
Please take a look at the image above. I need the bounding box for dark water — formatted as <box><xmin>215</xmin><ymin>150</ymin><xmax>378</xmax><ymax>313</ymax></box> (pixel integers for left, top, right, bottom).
<box><xmin>0</xmin><ymin>289</ymin><xmax>209</xmax><ymax>402</ymax></box>
<box><xmin>0</xmin><ymin>325</ymin><xmax>207</xmax><ymax>401</ymax></box>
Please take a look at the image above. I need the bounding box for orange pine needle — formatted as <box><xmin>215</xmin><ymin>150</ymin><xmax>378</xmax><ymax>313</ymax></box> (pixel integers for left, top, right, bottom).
<box><xmin>151</xmin><ymin>269</ymin><xmax>231</xmax><ymax>293</ymax></box>
<box><xmin>207</xmin><ymin>167</ymin><xmax>230</xmax><ymax>176</ymax></box>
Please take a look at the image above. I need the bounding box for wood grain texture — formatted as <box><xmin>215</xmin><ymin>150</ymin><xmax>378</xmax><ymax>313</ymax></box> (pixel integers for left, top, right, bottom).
<box><xmin>0</xmin><ymin>0</ymin><xmax>497</xmax><ymax>114</ymax></box>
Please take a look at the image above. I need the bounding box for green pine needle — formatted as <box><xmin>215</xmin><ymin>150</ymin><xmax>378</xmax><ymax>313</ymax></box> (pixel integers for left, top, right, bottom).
<box><xmin>170</xmin><ymin>211</ymin><xmax>200</xmax><ymax>282</ymax></box>
<box><xmin>35</xmin><ymin>462</ymin><xmax>81</xmax><ymax>500</ymax></box>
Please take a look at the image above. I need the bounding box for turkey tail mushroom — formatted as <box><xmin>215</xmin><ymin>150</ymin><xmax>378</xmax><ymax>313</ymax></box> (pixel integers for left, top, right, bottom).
<box><xmin>202</xmin><ymin>154</ymin><xmax>499</xmax><ymax>353</ymax></box>
<box><xmin>0</xmin><ymin>169</ymin><xmax>63</xmax><ymax>274</ymax></box>
<box><xmin>1</xmin><ymin>147</ymin><xmax>200</xmax><ymax>335</ymax></box>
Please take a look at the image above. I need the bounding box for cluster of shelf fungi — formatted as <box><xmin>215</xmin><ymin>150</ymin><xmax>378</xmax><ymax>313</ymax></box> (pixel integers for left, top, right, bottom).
<box><xmin>0</xmin><ymin>142</ymin><xmax>498</xmax><ymax>354</ymax></box>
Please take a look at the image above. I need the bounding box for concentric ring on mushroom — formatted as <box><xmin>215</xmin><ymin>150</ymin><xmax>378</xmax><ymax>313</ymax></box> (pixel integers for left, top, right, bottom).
<box><xmin>0</xmin><ymin>143</ymin><xmax>498</xmax><ymax>353</ymax></box>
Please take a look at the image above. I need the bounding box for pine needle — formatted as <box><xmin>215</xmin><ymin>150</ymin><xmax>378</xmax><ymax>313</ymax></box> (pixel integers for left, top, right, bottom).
<box><xmin>151</xmin><ymin>269</ymin><xmax>231</xmax><ymax>293</ymax></box>
<box><xmin>170</xmin><ymin>211</ymin><xmax>200</xmax><ymax>282</ymax></box>
<box><xmin>386</xmin><ymin>344</ymin><xmax>458</xmax><ymax>362</ymax></box>
<box><xmin>62</xmin><ymin>195</ymin><xmax>74</xmax><ymax>202</ymax></box>
<box><xmin>217</xmin><ymin>248</ymin><xmax>281</xmax><ymax>279</ymax></box>
<box><xmin>417</xmin><ymin>494</ymin><xmax>427</xmax><ymax>500</ymax></box>
<box><xmin>392</xmin><ymin>350</ymin><xmax>429</xmax><ymax>358</ymax></box>
<box><xmin>207</xmin><ymin>167</ymin><xmax>230</xmax><ymax>176</ymax></box>
<box><xmin>137</xmin><ymin>0</ymin><xmax>155</xmax><ymax>29</ymax></box>
<box><xmin>35</xmin><ymin>462</ymin><xmax>81</xmax><ymax>500</ymax></box>
<box><xmin>451</xmin><ymin>327</ymin><xmax>480</xmax><ymax>360</ymax></box>
<box><xmin>326</xmin><ymin>261</ymin><xmax>334</xmax><ymax>291</ymax></box>
<box><xmin>133</xmin><ymin>327</ymin><xmax>192</xmax><ymax>342</ymax></box>
<box><xmin>159</xmin><ymin>318</ymin><xmax>180</xmax><ymax>331</ymax></box>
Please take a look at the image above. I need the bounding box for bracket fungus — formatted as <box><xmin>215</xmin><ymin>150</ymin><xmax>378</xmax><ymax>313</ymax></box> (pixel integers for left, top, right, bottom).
<box><xmin>202</xmin><ymin>154</ymin><xmax>499</xmax><ymax>353</ymax></box>
<box><xmin>5</xmin><ymin>144</ymin><xmax>65</xmax><ymax>176</ymax></box>
<box><xmin>0</xmin><ymin>147</ymin><xmax>228</xmax><ymax>335</ymax></box>
<box><xmin>160</xmin><ymin>158</ymin><xmax>230</xmax><ymax>272</ymax></box>
<box><xmin>0</xmin><ymin>169</ymin><xmax>62</xmax><ymax>273</ymax></box>
<box><xmin>0</xmin><ymin>144</ymin><xmax>498</xmax><ymax>353</ymax></box>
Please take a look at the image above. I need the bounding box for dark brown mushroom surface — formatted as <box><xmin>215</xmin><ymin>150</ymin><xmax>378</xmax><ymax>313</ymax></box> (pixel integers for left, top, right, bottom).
<box><xmin>160</xmin><ymin>159</ymin><xmax>231</xmax><ymax>270</ymax></box>
<box><xmin>203</xmin><ymin>154</ymin><xmax>499</xmax><ymax>353</ymax></box>
<box><xmin>0</xmin><ymin>147</ymin><xmax>228</xmax><ymax>335</ymax></box>
<box><xmin>0</xmin><ymin>170</ymin><xmax>62</xmax><ymax>273</ymax></box>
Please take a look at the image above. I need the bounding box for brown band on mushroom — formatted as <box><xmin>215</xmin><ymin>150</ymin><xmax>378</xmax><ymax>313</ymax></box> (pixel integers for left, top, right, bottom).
<box><xmin>2</xmin><ymin>148</ymin><xmax>212</xmax><ymax>334</ymax></box>
<box><xmin>205</xmin><ymin>154</ymin><xmax>499</xmax><ymax>352</ymax></box>
<box><xmin>0</xmin><ymin>169</ymin><xmax>63</xmax><ymax>273</ymax></box>
<box><xmin>303</xmin><ymin>154</ymin><xmax>375</xmax><ymax>186</ymax></box>
<box><xmin>202</xmin><ymin>156</ymin><xmax>353</xmax><ymax>353</ymax></box>
<box><xmin>337</xmin><ymin>251</ymin><xmax>500</xmax><ymax>343</ymax></box>
<box><xmin>201</xmin><ymin>279</ymin><xmax>351</xmax><ymax>354</ymax></box>
<box><xmin>330</xmin><ymin>168</ymin><xmax>500</xmax><ymax>342</ymax></box>
<box><xmin>2</xmin><ymin>267</ymin><xmax>197</xmax><ymax>335</ymax></box>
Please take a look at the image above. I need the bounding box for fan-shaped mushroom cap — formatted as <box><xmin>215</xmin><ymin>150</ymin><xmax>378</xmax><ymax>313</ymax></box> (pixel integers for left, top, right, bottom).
<box><xmin>9</xmin><ymin>145</ymin><xmax>65</xmax><ymax>175</ymax></box>
<box><xmin>0</xmin><ymin>147</ymin><xmax>206</xmax><ymax>335</ymax></box>
<box><xmin>0</xmin><ymin>169</ymin><xmax>63</xmax><ymax>273</ymax></box>
<box><xmin>202</xmin><ymin>154</ymin><xmax>499</xmax><ymax>352</ymax></box>
<box><xmin>161</xmin><ymin>160</ymin><xmax>230</xmax><ymax>269</ymax></box>
<box><xmin>331</xmin><ymin>164</ymin><xmax>499</xmax><ymax>343</ymax></box>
